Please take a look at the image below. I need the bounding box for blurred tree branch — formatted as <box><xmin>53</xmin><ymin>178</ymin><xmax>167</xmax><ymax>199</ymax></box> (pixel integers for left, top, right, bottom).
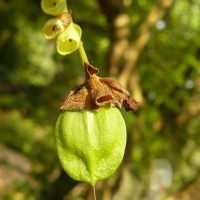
<box><xmin>176</xmin><ymin>77</ymin><xmax>200</xmax><ymax>124</ymax></box>
<box><xmin>97</xmin><ymin>0</ymin><xmax>174</xmax><ymax>104</ymax></box>
<box><xmin>166</xmin><ymin>174</ymin><xmax>200</xmax><ymax>200</ymax></box>
<box><xmin>119</xmin><ymin>0</ymin><xmax>174</xmax><ymax>86</ymax></box>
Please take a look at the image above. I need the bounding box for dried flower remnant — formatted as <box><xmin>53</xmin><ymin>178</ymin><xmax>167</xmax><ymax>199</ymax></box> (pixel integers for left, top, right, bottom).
<box><xmin>60</xmin><ymin>63</ymin><xmax>139</xmax><ymax>111</ymax></box>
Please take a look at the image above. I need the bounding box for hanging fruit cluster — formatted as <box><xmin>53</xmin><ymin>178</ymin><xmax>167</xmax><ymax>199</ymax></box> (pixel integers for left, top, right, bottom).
<box><xmin>55</xmin><ymin>63</ymin><xmax>139</xmax><ymax>186</ymax></box>
<box><xmin>42</xmin><ymin>0</ymin><xmax>82</xmax><ymax>55</ymax></box>
<box><xmin>41</xmin><ymin>0</ymin><xmax>139</xmax><ymax>187</ymax></box>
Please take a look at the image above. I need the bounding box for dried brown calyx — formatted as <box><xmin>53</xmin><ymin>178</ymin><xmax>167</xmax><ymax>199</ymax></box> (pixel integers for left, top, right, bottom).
<box><xmin>59</xmin><ymin>12</ymin><xmax>72</xmax><ymax>28</ymax></box>
<box><xmin>60</xmin><ymin>63</ymin><xmax>139</xmax><ymax>112</ymax></box>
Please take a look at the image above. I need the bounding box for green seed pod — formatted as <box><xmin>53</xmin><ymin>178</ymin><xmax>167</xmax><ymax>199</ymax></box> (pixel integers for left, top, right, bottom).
<box><xmin>41</xmin><ymin>0</ymin><xmax>67</xmax><ymax>16</ymax></box>
<box><xmin>55</xmin><ymin>106</ymin><xmax>126</xmax><ymax>186</ymax></box>
<box><xmin>42</xmin><ymin>18</ymin><xmax>65</xmax><ymax>39</ymax></box>
<box><xmin>56</xmin><ymin>23</ymin><xmax>82</xmax><ymax>55</ymax></box>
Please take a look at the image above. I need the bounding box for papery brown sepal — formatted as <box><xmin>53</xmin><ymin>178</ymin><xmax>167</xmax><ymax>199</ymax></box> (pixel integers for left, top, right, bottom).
<box><xmin>60</xmin><ymin>63</ymin><xmax>139</xmax><ymax>112</ymax></box>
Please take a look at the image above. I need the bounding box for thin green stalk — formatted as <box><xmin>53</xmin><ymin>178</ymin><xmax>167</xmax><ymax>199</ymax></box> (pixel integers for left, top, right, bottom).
<box><xmin>93</xmin><ymin>186</ymin><xmax>97</xmax><ymax>200</ymax></box>
<box><xmin>78</xmin><ymin>42</ymin><xmax>89</xmax><ymax>64</ymax></box>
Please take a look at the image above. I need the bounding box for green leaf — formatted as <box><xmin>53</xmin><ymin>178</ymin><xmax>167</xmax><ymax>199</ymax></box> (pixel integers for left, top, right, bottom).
<box><xmin>55</xmin><ymin>107</ymin><xmax>126</xmax><ymax>186</ymax></box>
<box><xmin>41</xmin><ymin>0</ymin><xmax>67</xmax><ymax>16</ymax></box>
<box><xmin>56</xmin><ymin>23</ymin><xmax>82</xmax><ymax>55</ymax></box>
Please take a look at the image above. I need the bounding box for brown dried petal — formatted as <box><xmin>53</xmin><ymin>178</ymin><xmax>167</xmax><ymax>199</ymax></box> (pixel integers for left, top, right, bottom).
<box><xmin>60</xmin><ymin>63</ymin><xmax>139</xmax><ymax>112</ymax></box>
<box><xmin>60</xmin><ymin>83</ymin><xmax>98</xmax><ymax>110</ymax></box>
<box><xmin>99</xmin><ymin>78</ymin><xmax>139</xmax><ymax>111</ymax></box>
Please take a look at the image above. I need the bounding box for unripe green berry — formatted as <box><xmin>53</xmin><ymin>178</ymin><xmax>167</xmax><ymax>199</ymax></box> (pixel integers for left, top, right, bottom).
<box><xmin>56</xmin><ymin>23</ymin><xmax>82</xmax><ymax>55</ymax></box>
<box><xmin>41</xmin><ymin>0</ymin><xmax>67</xmax><ymax>16</ymax></box>
<box><xmin>43</xmin><ymin>18</ymin><xmax>65</xmax><ymax>39</ymax></box>
<box><xmin>55</xmin><ymin>106</ymin><xmax>126</xmax><ymax>186</ymax></box>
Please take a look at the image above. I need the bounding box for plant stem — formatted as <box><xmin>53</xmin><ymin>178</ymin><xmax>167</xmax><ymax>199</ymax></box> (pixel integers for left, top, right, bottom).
<box><xmin>78</xmin><ymin>42</ymin><xmax>89</xmax><ymax>64</ymax></box>
<box><xmin>93</xmin><ymin>186</ymin><xmax>97</xmax><ymax>200</ymax></box>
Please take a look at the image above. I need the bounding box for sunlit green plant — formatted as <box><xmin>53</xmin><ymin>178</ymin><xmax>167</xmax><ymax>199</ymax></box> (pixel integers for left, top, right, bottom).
<box><xmin>42</xmin><ymin>0</ymin><xmax>82</xmax><ymax>55</ymax></box>
<box><xmin>56</xmin><ymin>23</ymin><xmax>82</xmax><ymax>55</ymax></box>
<box><xmin>41</xmin><ymin>0</ymin><xmax>139</xmax><ymax>198</ymax></box>
<box><xmin>42</xmin><ymin>18</ymin><xmax>65</xmax><ymax>39</ymax></box>
<box><xmin>41</xmin><ymin>0</ymin><xmax>67</xmax><ymax>16</ymax></box>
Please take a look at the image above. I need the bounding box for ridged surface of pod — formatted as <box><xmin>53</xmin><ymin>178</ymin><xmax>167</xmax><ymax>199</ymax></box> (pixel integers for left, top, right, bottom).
<box><xmin>55</xmin><ymin>107</ymin><xmax>126</xmax><ymax>186</ymax></box>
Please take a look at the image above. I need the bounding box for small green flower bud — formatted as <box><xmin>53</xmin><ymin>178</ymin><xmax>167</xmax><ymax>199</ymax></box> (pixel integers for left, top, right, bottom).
<box><xmin>42</xmin><ymin>18</ymin><xmax>65</xmax><ymax>39</ymax></box>
<box><xmin>55</xmin><ymin>106</ymin><xmax>126</xmax><ymax>186</ymax></box>
<box><xmin>41</xmin><ymin>0</ymin><xmax>67</xmax><ymax>16</ymax></box>
<box><xmin>56</xmin><ymin>23</ymin><xmax>82</xmax><ymax>55</ymax></box>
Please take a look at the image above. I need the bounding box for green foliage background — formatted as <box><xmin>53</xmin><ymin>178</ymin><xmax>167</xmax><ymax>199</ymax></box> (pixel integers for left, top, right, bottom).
<box><xmin>0</xmin><ymin>0</ymin><xmax>200</xmax><ymax>199</ymax></box>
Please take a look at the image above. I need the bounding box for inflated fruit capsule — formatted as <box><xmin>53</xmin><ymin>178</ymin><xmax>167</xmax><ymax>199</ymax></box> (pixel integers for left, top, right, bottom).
<box><xmin>55</xmin><ymin>106</ymin><xmax>126</xmax><ymax>186</ymax></box>
<box><xmin>42</xmin><ymin>18</ymin><xmax>65</xmax><ymax>39</ymax></box>
<box><xmin>41</xmin><ymin>0</ymin><xmax>67</xmax><ymax>16</ymax></box>
<box><xmin>56</xmin><ymin>23</ymin><xmax>82</xmax><ymax>55</ymax></box>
